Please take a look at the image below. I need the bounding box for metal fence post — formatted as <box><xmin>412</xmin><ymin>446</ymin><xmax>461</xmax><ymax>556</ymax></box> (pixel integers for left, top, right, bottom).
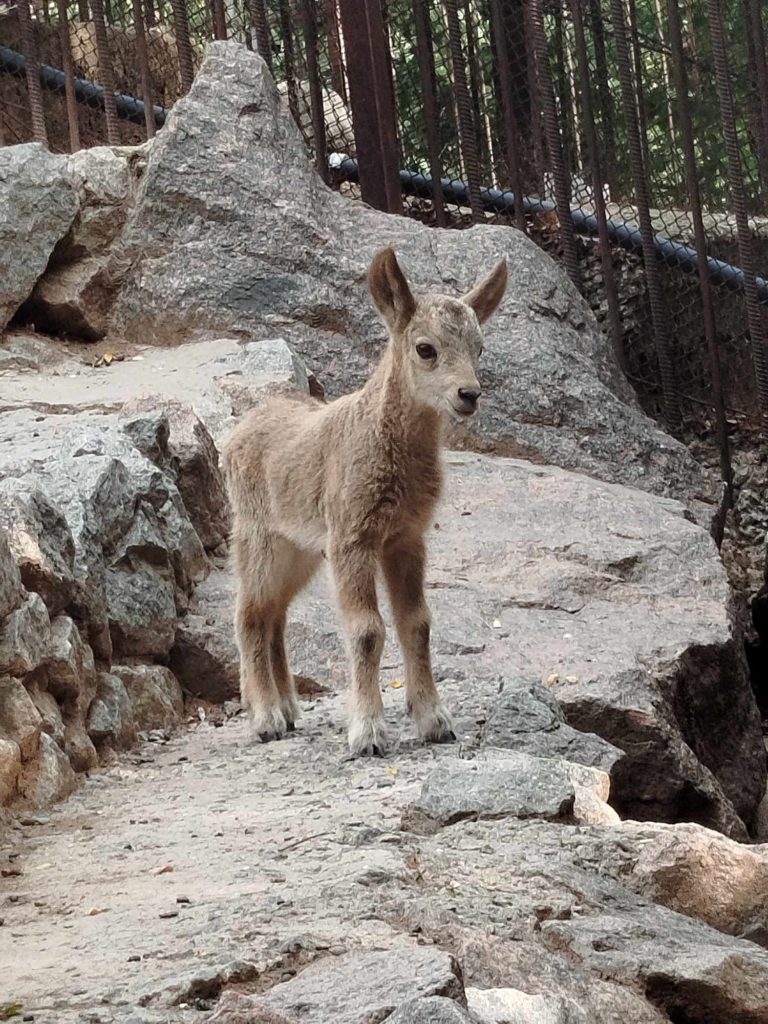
<box><xmin>172</xmin><ymin>0</ymin><xmax>195</xmax><ymax>94</ymax></box>
<box><xmin>338</xmin><ymin>0</ymin><xmax>402</xmax><ymax>214</ymax></box>
<box><xmin>413</xmin><ymin>0</ymin><xmax>447</xmax><ymax>226</ymax></box>
<box><xmin>531</xmin><ymin>0</ymin><xmax>581</xmax><ymax>290</ymax></box>
<box><xmin>444</xmin><ymin>0</ymin><xmax>483</xmax><ymax>221</ymax></box>
<box><xmin>609</xmin><ymin>0</ymin><xmax>681</xmax><ymax>434</ymax></box>
<box><xmin>56</xmin><ymin>0</ymin><xmax>81</xmax><ymax>150</ymax></box>
<box><xmin>666</xmin><ymin>0</ymin><xmax>732</xmax><ymax>509</ymax></box>
<box><xmin>132</xmin><ymin>0</ymin><xmax>156</xmax><ymax>139</ymax></box>
<box><xmin>301</xmin><ymin>0</ymin><xmax>328</xmax><ymax>181</ymax></box>
<box><xmin>91</xmin><ymin>0</ymin><xmax>120</xmax><ymax>144</ymax></box>
<box><xmin>708</xmin><ymin>0</ymin><xmax>768</xmax><ymax>426</ymax></box>
<box><xmin>18</xmin><ymin>0</ymin><xmax>48</xmax><ymax>145</ymax></box>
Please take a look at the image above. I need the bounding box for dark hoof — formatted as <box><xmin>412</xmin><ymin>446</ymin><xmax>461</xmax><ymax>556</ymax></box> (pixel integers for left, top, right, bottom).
<box><xmin>371</xmin><ymin>744</ymin><xmax>386</xmax><ymax>758</ymax></box>
<box><xmin>433</xmin><ymin>730</ymin><xmax>457</xmax><ymax>744</ymax></box>
<box><xmin>286</xmin><ymin>721</ymin><xmax>296</xmax><ymax>733</ymax></box>
<box><xmin>259</xmin><ymin>731</ymin><xmax>279</xmax><ymax>743</ymax></box>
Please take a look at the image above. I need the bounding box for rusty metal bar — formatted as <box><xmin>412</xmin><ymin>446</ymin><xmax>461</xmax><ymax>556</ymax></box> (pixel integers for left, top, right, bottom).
<box><xmin>570</xmin><ymin>0</ymin><xmax>623</xmax><ymax>371</ymax></box>
<box><xmin>278</xmin><ymin>0</ymin><xmax>299</xmax><ymax>123</ymax></box>
<box><xmin>91</xmin><ymin>0</ymin><xmax>120</xmax><ymax>143</ymax></box>
<box><xmin>708</xmin><ymin>0</ymin><xmax>768</xmax><ymax>424</ymax></box>
<box><xmin>324</xmin><ymin>0</ymin><xmax>346</xmax><ymax>102</ymax></box>
<box><xmin>412</xmin><ymin>0</ymin><xmax>446</xmax><ymax>226</ymax></box>
<box><xmin>586</xmin><ymin>0</ymin><xmax>617</xmax><ymax>198</ymax></box>
<box><xmin>211</xmin><ymin>0</ymin><xmax>227</xmax><ymax>40</ymax></box>
<box><xmin>301</xmin><ymin>0</ymin><xmax>327</xmax><ymax>181</ymax></box>
<box><xmin>463</xmin><ymin>0</ymin><xmax>486</xmax><ymax>179</ymax></box>
<box><xmin>248</xmin><ymin>0</ymin><xmax>273</xmax><ymax>73</ymax></box>
<box><xmin>131</xmin><ymin>0</ymin><xmax>155</xmax><ymax>139</ymax></box>
<box><xmin>17</xmin><ymin>0</ymin><xmax>47</xmax><ymax>144</ymax></box>
<box><xmin>172</xmin><ymin>0</ymin><xmax>195</xmax><ymax>93</ymax></box>
<box><xmin>489</xmin><ymin>0</ymin><xmax>524</xmax><ymax>229</ymax></box>
<box><xmin>610</xmin><ymin>0</ymin><xmax>681</xmax><ymax>434</ymax></box>
<box><xmin>444</xmin><ymin>0</ymin><xmax>483</xmax><ymax>220</ymax></box>
<box><xmin>523</xmin><ymin>1</ymin><xmax>544</xmax><ymax>192</ymax></box>
<box><xmin>338</xmin><ymin>0</ymin><xmax>402</xmax><ymax>213</ymax></box>
<box><xmin>627</xmin><ymin>0</ymin><xmax>652</xmax><ymax>179</ymax></box>
<box><xmin>666</xmin><ymin>0</ymin><xmax>732</xmax><ymax>510</ymax></box>
<box><xmin>56</xmin><ymin>0</ymin><xmax>81</xmax><ymax>151</ymax></box>
<box><xmin>531</xmin><ymin>0</ymin><xmax>581</xmax><ymax>288</ymax></box>
<box><xmin>747</xmin><ymin>0</ymin><xmax>768</xmax><ymax>198</ymax></box>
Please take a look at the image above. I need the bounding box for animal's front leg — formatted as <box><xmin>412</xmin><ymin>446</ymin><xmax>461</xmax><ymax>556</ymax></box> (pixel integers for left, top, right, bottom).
<box><xmin>330</xmin><ymin>540</ymin><xmax>389</xmax><ymax>756</ymax></box>
<box><xmin>382</xmin><ymin>534</ymin><xmax>455</xmax><ymax>744</ymax></box>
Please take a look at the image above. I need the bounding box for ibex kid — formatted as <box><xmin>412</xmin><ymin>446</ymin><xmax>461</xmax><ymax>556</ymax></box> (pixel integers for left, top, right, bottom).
<box><xmin>223</xmin><ymin>248</ymin><xmax>507</xmax><ymax>756</ymax></box>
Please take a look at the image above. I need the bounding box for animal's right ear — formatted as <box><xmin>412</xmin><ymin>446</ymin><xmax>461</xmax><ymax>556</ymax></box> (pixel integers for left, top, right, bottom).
<box><xmin>368</xmin><ymin>248</ymin><xmax>417</xmax><ymax>332</ymax></box>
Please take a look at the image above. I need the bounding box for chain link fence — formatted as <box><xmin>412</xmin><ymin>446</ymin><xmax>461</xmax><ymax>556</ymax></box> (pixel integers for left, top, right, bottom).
<box><xmin>2</xmin><ymin>0</ymin><xmax>768</xmax><ymax>516</ymax></box>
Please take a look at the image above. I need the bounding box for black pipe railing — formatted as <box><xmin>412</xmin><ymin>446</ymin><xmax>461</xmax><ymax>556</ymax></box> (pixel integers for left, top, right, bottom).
<box><xmin>0</xmin><ymin>45</ymin><xmax>167</xmax><ymax>126</ymax></box>
<box><xmin>336</xmin><ymin>158</ymin><xmax>768</xmax><ymax>303</ymax></box>
<box><xmin>2</xmin><ymin>44</ymin><xmax>765</xmax><ymax>306</ymax></box>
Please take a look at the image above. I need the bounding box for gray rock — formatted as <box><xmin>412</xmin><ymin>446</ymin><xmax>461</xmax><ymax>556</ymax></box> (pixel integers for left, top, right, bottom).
<box><xmin>170</xmin><ymin>612</ymin><xmax>238</xmax><ymax>703</ymax></box>
<box><xmin>0</xmin><ymin>526</ymin><xmax>24</xmax><ymax>620</ymax></box>
<box><xmin>23</xmin><ymin>145</ymin><xmax>146</xmax><ymax>340</ymax></box>
<box><xmin>0</xmin><ymin>592</ymin><xmax>51</xmax><ymax>677</ymax></box>
<box><xmin>0</xmin><ymin>736</ymin><xmax>21</xmax><ymax>803</ymax></box>
<box><xmin>0</xmin><ymin>679</ymin><xmax>43</xmax><ymax>760</ymax></box>
<box><xmin>106</xmin><ymin>562</ymin><xmax>178</xmax><ymax>659</ymax></box>
<box><xmin>480</xmin><ymin>677</ymin><xmax>621</xmax><ymax>773</ymax></box>
<box><xmin>0</xmin><ymin>481</ymin><xmax>76</xmax><ymax>616</ymax></box>
<box><xmin>386</xmin><ymin>997</ymin><xmax>472</xmax><ymax>1023</ymax></box>
<box><xmin>403</xmin><ymin>755</ymin><xmax>608</xmax><ymax>832</ymax></box>
<box><xmin>467</xmin><ymin>988</ymin><xmax>588</xmax><ymax>1024</ymax></box>
<box><xmin>46</xmin><ymin>614</ymin><xmax>96</xmax><ymax>708</ymax></box>
<box><xmin>399</xmin><ymin>818</ymin><xmax>768</xmax><ymax>1024</ymax></box>
<box><xmin>121</xmin><ymin>396</ymin><xmax>229</xmax><ymax>551</ymax></box>
<box><xmin>87</xmin><ymin>671</ymin><xmax>135</xmax><ymax>748</ymax></box>
<box><xmin>18</xmin><ymin>731</ymin><xmax>77</xmax><ymax>807</ymax></box>
<box><xmin>112</xmin><ymin>665</ymin><xmax>184</xmax><ymax>732</ymax></box>
<box><xmin>62</xmin><ymin>717</ymin><xmax>99</xmax><ymax>773</ymax></box>
<box><xmin>239</xmin><ymin>947</ymin><xmax>465</xmax><ymax>1024</ymax></box>
<box><xmin>109</xmin><ymin>42</ymin><xmax>719</xmax><ymax>525</ymax></box>
<box><xmin>27</xmin><ymin>681</ymin><xmax>65</xmax><ymax>746</ymax></box>
<box><xmin>0</xmin><ymin>143</ymin><xmax>80</xmax><ymax>332</ymax></box>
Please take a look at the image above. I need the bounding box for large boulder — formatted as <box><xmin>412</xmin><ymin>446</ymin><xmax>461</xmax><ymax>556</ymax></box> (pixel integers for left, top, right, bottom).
<box><xmin>0</xmin><ymin>143</ymin><xmax>80</xmax><ymax>333</ymax></box>
<box><xmin>107</xmin><ymin>42</ymin><xmax>719</xmax><ymax>525</ymax></box>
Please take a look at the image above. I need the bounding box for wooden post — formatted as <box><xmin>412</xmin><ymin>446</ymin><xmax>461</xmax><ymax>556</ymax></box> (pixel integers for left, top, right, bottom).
<box><xmin>338</xmin><ymin>0</ymin><xmax>401</xmax><ymax>214</ymax></box>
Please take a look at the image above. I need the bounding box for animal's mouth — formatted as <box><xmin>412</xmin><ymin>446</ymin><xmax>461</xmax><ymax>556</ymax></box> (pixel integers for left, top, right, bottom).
<box><xmin>447</xmin><ymin>403</ymin><xmax>477</xmax><ymax>423</ymax></box>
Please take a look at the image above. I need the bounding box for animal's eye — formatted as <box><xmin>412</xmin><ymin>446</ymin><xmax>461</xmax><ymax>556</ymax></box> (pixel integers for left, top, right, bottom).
<box><xmin>416</xmin><ymin>343</ymin><xmax>437</xmax><ymax>360</ymax></box>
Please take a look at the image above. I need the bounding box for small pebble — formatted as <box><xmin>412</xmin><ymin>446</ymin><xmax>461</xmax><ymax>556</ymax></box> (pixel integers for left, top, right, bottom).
<box><xmin>158</xmin><ymin>910</ymin><xmax>179</xmax><ymax>919</ymax></box>
<box><xmin>176</xmin><ymin>896</ymin><xmax>191</xmax><ymax>904</ymax></box>
<box><xmin>127</xmin><ymin>955</ymin><xmax>141</xmax><ymax>963</ymax></box>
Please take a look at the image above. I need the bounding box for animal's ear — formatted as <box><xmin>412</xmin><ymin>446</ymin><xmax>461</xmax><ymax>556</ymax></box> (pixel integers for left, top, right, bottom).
<box><xmin>461</xmin><ymin>259</ymin><xmax>508</xmax><ymax>324</ymax></box>
<box><xmin>368</xmin><ymin>248</ymin><xmax>417</xmax><ymax>331</ymax></box>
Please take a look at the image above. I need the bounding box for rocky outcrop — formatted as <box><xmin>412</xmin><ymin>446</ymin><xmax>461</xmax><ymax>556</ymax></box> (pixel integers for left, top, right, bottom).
<box><xmin>0</xmin><ymin>407</ymin><xmax>209</xmax><ymax>808</ymax></box>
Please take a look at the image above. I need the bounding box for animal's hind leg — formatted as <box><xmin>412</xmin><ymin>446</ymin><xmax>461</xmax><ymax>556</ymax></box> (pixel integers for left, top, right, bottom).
<box><xmin>235</xmin><ymin>594</ymin><xmax>285</xmax><ymax>741</ymax></box>
<box><xmin>269</xmin><ymin>542</ymin><xmax>322</xmax><ymax>730</ymax></box>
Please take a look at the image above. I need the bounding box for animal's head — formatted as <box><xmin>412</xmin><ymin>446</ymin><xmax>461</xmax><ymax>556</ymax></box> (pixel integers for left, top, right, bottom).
<box><xmin>368</xmin><ymin>247</ymin><xmax>507</xmax><ymax>423</ymax></box>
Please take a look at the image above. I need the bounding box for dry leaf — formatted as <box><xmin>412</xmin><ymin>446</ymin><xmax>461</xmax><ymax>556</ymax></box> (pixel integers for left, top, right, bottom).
<box><xmin>103</xmin><ymin>352</ymin><xmax>114</xmax><ymax>366</ymax></box>
<box><xmin>390</xmin><ymin>679</ymin><xmax>403</xmax><ymax>689</ymax></box>
<box><xmin>87</xmin><ymin>907</ymin><xmax>107</xmax><ymax>916</ymax></box>
<box><xmin>152</xmin><ymin>864</ymin><xmax>174</xmax><ymax>875</ymax></box>
<box><xmin>387</xmin><ymin>766</ymin><xmax>399</xmax><ymax>777</ymax></box>
<box><xmin>546</xmin><ymin>673</ymin><xmax>559</xmax><ymax>686</ymax></box>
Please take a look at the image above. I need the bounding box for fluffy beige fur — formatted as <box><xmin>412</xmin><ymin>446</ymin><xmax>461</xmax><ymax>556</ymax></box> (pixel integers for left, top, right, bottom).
<box><xmin>223</xmin><ymin>248</ymin><xmax>507</xmax><ymax>755</ymax></box>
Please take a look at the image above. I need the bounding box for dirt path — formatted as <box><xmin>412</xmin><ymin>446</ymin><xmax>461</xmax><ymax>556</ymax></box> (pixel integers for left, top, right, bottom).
<box><xmin>2</xmin><ymin>689</ymin><xmax>455</xmax><ymax>1023</ymax></box>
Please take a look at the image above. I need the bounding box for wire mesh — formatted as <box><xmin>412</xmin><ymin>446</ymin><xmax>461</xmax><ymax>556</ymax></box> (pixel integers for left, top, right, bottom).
<box><xmin>2</xmin><ymin>0</ymin><xmax>768</xmax><ymax>484</ymax></box>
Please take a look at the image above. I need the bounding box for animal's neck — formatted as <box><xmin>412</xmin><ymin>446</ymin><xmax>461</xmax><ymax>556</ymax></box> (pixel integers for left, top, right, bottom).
<box><xmin>364</xmin><ymin>344</ymin><xmax>440</xmax><ymax>457</ymax></box>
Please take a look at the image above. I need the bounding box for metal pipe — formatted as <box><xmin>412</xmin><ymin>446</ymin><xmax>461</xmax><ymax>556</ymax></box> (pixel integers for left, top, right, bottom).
<box><xmin>336</xmin><ymin>157</ymin><xmax>768</xmax><ymax>301</ymax></box>
<box><xmin>0</xmin><ymin>45</ymin><xmax>167</xmax><ymax>126</ymax></box>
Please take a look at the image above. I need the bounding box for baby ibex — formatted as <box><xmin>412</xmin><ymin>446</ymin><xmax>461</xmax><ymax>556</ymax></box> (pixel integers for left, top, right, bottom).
<box><xmin>223</xmin><ymin>248</ymin><xmax>507</xmax><ymax>756</ymax></box>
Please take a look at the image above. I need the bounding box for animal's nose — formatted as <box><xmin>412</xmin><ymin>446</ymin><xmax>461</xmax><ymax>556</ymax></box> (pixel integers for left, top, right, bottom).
<box><xmin>458</xmin><ymin>387</ymin><xmax>481</xmax><ymax>409</ymax></box>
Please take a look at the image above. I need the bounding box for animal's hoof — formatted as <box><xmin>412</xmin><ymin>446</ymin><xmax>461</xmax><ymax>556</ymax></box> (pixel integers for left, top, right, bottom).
<box><xmin>286</xmin><ymin>721</ymin><xmax>296</xmax><ymax>733</ymax></box>
<box><xmin>414</xmin><ymin>704</ymin><xmax>456</xmax><ymax>744</ymax></box>
<box><xmin>348</xmin><ymin>716</ymin><xmax>390</xmax><ymax>758</ymax></box>
<box><xmin>249</xmin><ymin>706</ymin><xmax>288</xmax><ymax>743</ymax></box>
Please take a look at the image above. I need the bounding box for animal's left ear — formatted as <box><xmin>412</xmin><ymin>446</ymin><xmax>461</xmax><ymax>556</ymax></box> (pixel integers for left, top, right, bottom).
<box><xmin>461</xmin><ymin>259</ymin><xmax>508</xmax><ymax>324</ymax></box>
